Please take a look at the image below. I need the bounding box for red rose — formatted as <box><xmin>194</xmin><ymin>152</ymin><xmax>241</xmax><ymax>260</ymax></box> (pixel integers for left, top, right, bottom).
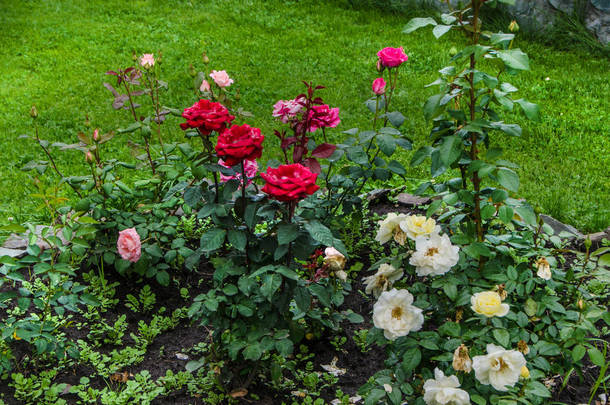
<box><xmin>307</xmin><ymin>104</ymin><xmax>340</xmax><ymax>132</ymax></box>
<box><xmin>260</xmin><ymin>164</ymin><xmax>320</xmax><ymax>202</ymax></box>
<box><xmin>377</xmin><ymin>47</ymin><xmax>408</xmax><ymax>68</ymax></box>
<box><xmin>215</xmin><ymin>124</ymin><xmax>264</xmax><ymax>166</ymax></box>
<box><xmin>180</xmin><ymin>99</ymin><xmax>235</xmax><ymax>135</ymax></box>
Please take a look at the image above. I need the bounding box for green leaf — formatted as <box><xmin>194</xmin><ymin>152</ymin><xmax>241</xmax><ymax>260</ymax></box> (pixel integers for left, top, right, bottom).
<box><xmin>185</xmin><ymin>359</ymin><xmax>204</xmax><ymax>372</ymax></box>
<box><xmin>497</xmin><ymin>49</ymin><xmax>530</xmax><ymax>71</ymax></box>
<box><xmin>463</xmin><ymin>242</ymin><xmax>491</xmax><ymax>259</ymax></box>
<box><xmin>572</xmin><ymin>344</ymin><xmax>586</xmax><ymax>362</ymax></box>
<box><xmin>525</xmin><ymin>381</ymin><xmax>551</xmax><ymax>398</ymax></box>
<box><xmin>438</xmin><ymin>322</ymin><xmax>461</xmax><ymax>337</ymax></box>
<box><xmin>387</xmin><ymin>160</ymin><xmax>406</xmax><ymax>176</ymax></box>
<box><xmin>443</xmin><ymin>283</ymin><xmax>458</xmax><ymax>301</ymax></box>
<box><xmin>515</xmin><ymin>99</ymin><xmax>540</xmax><ymax>121</ymax></box>
<box><xmin>304</xmin><ymin>220</ymin><xmax>335</xmax><ymax>248</ymax></box>
<box><xmin>275</xmin><ymin>339</ymin><xmax>294</xmax><ymax>356</ymax></box>
<box><xmin>277</xmin><ymin>223</ymin><xmax>299</xmax><ymax>245</ymax></box>
<box><xmin>432</xmin><ymin>24</ymin><xmax>452</xmax><ymax>38</ymax></box>
<box><xmin>243</xmin><ymin>343</ymin><xmax>262</xmax><ymax>361</ymax></box>
<box><xmin>346</xmin><ymin>145</ymin><xmax>369</xmax><ymax>166</ymax></box>
<box><xmin>439</xmin><ymin>135</ymin><xmax>461</xmax><ymax>166</ymax></box>
<box><xmin>588</xmin><ymin>347</ymin><xmax>605</xmax><ymax>367</ymax></box>
<box><xmin>156</xmin><ymin>270</ymin><xmax>170</xmax><ymax>286</ymax></box>
<box><xmin>403</xmin><ymin>17</ymin><xmax>437</xmax><ymax>34</ymax></box>
<box><xmin>294</xmin><ymin>287</ymin><xmax>311</xmax><ymax>312</ymax></box>
<box><xmin>228</xmin><ymin>230</ymin><xmax>247</xmax><ymax>252</ymax></box>
<box><xmin>496</xmin><ymin>168</ymin><xmax>519</xmax><ymax>192</ymax></box>
<box><xmin>377</xmin><ymin>134</ymin><xmax>397</xmax><ymax>156</ymax></box>
<box><xmin>364</xmin><ymin>389</ymin><xmax>387</xmax><ymax>405</ymax></box>
<box><xmin>80</xmin><ymin>294</ymin><xmax>100</xmax><ymax>306</ymax></box>
<box><xmin>493</xmin><ymin>329</ymin><xmax>510</xmax><ymax>347</ymax></box>
<box><xmin>200</xmin><ymin>229</ymin><xmax>226</xmax><ymax>252</ymax></box>
<box><xmin>410</xmin><ymin>146</ymin><xmax>433</xmax><ymax>167</ymax></box>
<box><xmin>261</xmin><ymin>273</ymin><xmax>282</xmax><ymax>301</ymax></box>
<box><xmin>424</xmin><ymin>94</ymin><xmax>443</xmax><ymax>120</ymax></box>
<box><xmin>386</xmin><ymin>111</ymin><xmax>405</xmax><ymax>127</ymax></box>
<box><xmin>309</xmin><ymin>283</ymin><xmax>331</xmax><ymax>307</ymax></box>
<box><xmin>515</xmin><ymin>205</ymin><xmax>537</xmax><ymax>226</ymax></box>
<box><xmin>401</xmin><ymin>347</ymin><xmax>422</xmax><ymax>374</ymax></box>
<box><xmin>498</xmin><ymin>205</ymin><xmax>514</xmax><ymax>224</ymax></box>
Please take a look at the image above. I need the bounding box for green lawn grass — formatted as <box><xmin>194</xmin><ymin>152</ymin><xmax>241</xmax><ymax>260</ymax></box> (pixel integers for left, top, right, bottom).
<box><xmin>0</xmin><ymin>0</ymin><xmax>608</xmax><ymax>232</ymax></box>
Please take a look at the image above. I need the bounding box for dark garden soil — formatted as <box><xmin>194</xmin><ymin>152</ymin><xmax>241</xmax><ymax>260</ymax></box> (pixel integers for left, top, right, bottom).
<box><xmin>0</xmin><ymin>200</ymin><xmax>607</xmax><ymax>404</ymax></box>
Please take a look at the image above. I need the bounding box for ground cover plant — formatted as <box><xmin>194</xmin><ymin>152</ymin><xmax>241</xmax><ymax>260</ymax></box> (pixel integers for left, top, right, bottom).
<box><xmin>0</xmin><ymin>0</ymin><xmax>609</xmax><ymax>404</ymax></box>
<box><xmin>0</xmin><ymin>0</ymin><xmax>609</xmax><ymax>233</ymax></box>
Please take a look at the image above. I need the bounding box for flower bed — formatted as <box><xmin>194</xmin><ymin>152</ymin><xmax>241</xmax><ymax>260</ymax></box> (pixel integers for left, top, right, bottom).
<box><xmin>0</xmin><ymin>1</ymin><xmax>608</xmax><ymax>404</ymax></box>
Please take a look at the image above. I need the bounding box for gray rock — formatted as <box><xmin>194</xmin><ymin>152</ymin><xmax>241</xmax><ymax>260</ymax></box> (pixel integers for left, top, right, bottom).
<box><xmin>539</xmin><ymin>214</ymin><xmax>584</xmax><ymax>238</ymax></box>
<box><xmin>396</xmin><ymin>193</ymin><xmax>431</xmax><ymax>207</ymax></box>
<box><xmin>2</xmin><ymin>225</ymin><xmax>69</xmax><ymax>251</ymax></box>
<box><xmin>366</xmin><ymin>189</ymin><xmax>391</xmax><ymax>202</ymax></box>
<box><xmin>0</xmin><ymin>247</ymin><xmax>26</xmax><ymax>258</ymax></box>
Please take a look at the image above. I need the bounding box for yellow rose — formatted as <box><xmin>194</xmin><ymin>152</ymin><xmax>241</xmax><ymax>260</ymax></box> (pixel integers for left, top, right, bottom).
<box><xmin>470</xmin><ymin>291</ymin><xmax>510</xmax><ymax>317</ymax></box>
<box><xmin>399</xmin><ymin>215</ymin><xmax>439</xmax><ymax>240</ymax></box>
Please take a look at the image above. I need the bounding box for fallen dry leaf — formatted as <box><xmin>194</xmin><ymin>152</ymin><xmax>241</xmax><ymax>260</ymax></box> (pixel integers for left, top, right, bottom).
<box><xmin>229</xmin><ymin>388</ymin><xmax>248</xmax><ymax>398</ymax></box>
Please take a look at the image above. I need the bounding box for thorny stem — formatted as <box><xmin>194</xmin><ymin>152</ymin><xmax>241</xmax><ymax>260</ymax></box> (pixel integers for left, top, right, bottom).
<box><xmin>198</xmin><ymin>130</ymin><xmax>219</xmax><ymax>203</ymax></box>
<box><xmin>33</xmin><ymin>123</ymin><xmax>83</xmax><ymax>198</ymax></box>
<box><xmin>241</xmin><ymin>160</ymin><xmax>250</xmax><ymax>269</ymax></box>
<box><xmin>124</xmin><ymin>79</ymin><xmax>156</xmax><ymax>175</ymax></box>
<box><xmin>147</xmin><ymin>74</ymin><xmax>167</xmax><ymax>164</ymax></box>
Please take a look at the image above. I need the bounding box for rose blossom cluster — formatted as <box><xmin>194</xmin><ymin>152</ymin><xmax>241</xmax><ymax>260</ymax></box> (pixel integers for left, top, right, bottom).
<box><xmin>369</xmin><ymin>210</ymin><xmax>526</xmax><ymax>400</ymax></box>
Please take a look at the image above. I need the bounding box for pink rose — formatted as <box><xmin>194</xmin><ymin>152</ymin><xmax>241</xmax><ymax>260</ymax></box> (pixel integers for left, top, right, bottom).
<box><xmin>140</xmin><ymin>54</ymin><xmax>155</xmax><ymax>69</ymax></box>
<box><xmin>377</xmin><ymin>47</ymin><xmax>408</xmax><ymax>68</ymax></box>
<box><xmin>209</xmin><ymin>70</ymin><xmax>234</xmax><ymax>88</ymax></box>
<box><xmin>372</xmin><ymin>77</ymin><xmax>386</xmax><ymax>95</ymax></box>
<box><xmin>307</xmin><ymin>104</ymin><xmax>340</xmax><ymax>132</ymax></box>
<box><xmin>272</xmin><ymin>98</ymin><xmax>304</xmax><ymax>123</ymax></box>
<box><xmin>219</xmin><ymin>158</ymin><xmax>258</xmax><ymax>187</ymax></box>
<box><xmin>117</xmin><ymin>228</ymin><xmax>141</xmax><ymax>263</ymax></box>
<box><xmin>200</xmin><ymin>79</ymin><xmax>211</xmax><ymax>93</ymax></box>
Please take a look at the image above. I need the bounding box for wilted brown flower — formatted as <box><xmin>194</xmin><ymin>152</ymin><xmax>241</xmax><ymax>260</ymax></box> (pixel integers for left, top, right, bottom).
<box><xmin>452</xmin><ymin>344</ymin><xmax>472</xmax><ymax>373</ymax></box>
<box><xmin>517</xmin><ymin>339</ymin><xmax>530</xmax><ymax>355</ymax></box>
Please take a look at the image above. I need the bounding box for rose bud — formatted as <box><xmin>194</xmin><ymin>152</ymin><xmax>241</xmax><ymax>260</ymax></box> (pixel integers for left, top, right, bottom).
<box><xmin>372</xmin><ymin>77</ymin><xmax>386</xmax><ymax>95</ymax></box>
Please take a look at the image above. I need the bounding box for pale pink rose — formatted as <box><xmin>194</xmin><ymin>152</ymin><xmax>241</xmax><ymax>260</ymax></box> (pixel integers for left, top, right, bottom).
<box><xmin>92</xmin><ymin>129</ymin><xmax>100</xmax><ymax>141</ymax></box>
<box><xmin>117</xmin><ymin>228</ymin><xmax>141</xmax><ymax>263</ymax></box>
<box><xmin>209</xmin><ymin>70</ymin><xmax>234</xmax><ymax>88</ymax></box>
<box><xmin>140</xmin><ymin>53</ymin><xmax>155</xmax><ymax>69</ymax></box>
<box><xmin>218</xmin><ymin>158</ymin><xmax>258</xmax><ymax>187</ymax></box>
<box><xmin>272</xmin><ymin>98</ymin><xmax>304</xmax><ymax>123</ymax></box>
<box><xmin>372</xmin><ymin>77</ymin><xmax>386</xmax><ymax>95</ymax></box>
<box><xmin>377</xmin><ymin>47</ymin><xmax>408</xmax><ymax>68</ymax></box>
<box><xmin>199</xmin><ymin>79</ymin><xmax>211</xmax><ymax>93</ymax></box>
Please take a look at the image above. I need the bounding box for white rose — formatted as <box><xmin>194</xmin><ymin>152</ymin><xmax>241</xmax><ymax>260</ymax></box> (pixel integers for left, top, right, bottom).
<box><xmin>363</xmin><ymin>263</ymin><xmax>403</xmax><ymax>297</ymax></box>
<box><xmin>423</xmin><ymin>368</ymin><xmax>470</xmax><ymax>405</ymax></box>
<box><xmin>535</xmin><ymin>257</ymin><xmax>551</xmax><ymax>280</ymax></box>
<box><xmin>372</xmin><ymin>288</ymin><xmax>424</xmax><ymax>341</ymax></box>
<box><xmin>400</xmin><ymin>215</ymin><xmax>440</xmax><ymax>241</ymax></box>
<box><xmin>472</xmin><ymin>344</ymin><xmax>526</xmax><ymax>391</ymax></box>
<box><xmin>409</xmin><ymin>233</ymin><xmax>459</xmax><ymax>276</ymax></box>
<box><xmin>375</xmin><ymin>213</ymin><xmax>408</xmax><ymax>245</ymax></box>
<box><xmin>324</xmin><ymin>247</ymin><xmax>346</xmax><ymax>271</ymax></box>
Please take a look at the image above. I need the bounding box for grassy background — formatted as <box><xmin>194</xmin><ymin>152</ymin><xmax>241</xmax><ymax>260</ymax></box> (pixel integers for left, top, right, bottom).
<box><xmin>0</xmin><ymin>0</ymin><xmax>608</xmax><ymax>232</ymax></box>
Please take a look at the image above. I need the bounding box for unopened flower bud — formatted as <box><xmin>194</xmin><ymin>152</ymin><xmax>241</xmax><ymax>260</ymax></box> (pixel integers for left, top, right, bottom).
<box><xmin>92</xmin><ymin>129</ymin><xmax>100</xmax><ymax>142</ymax></box>
<box><xmin>85</xmin><ymin>151</ymin><xmax>94</xmax><ymax>164</ymax></box>
<box><xmin>157</xmin><ymin>51</ymin><xmax>162</xmax><ymax>64</ymax></box>
<box><xmin>372</xmin><ymin>77</ymin><xmax>386</xmax><ymax>95</ymax></box>
<box><xmin>509</xmin><ymin>20</ymin><xmax>520</xmax><ymax>33</ymax></box>
<box><xmin>305</xmin><ymin>332</ymin><xmax>314</xmax><ymax>340</ymax></box>
<box><xmin>584</xmin><ymin>236</ymin><xmax>592</xmax><ymax>250</ymax></box>
<box><xmin>30</xmin><ymin>105</ymin><xmax>38</xmax><ymax>118</ymax></box>
<box><xmin>132</xmin><ymin>51</ymin><xmax>138</xmax><ymax>61</ymax></box>
<box><xmin>520</xmin><ymin>365</ymin><xmax>529</xmax><ymax>378</ymax></box>
<box><xmin>188</xmin><ymin>63</ymin><xmax>196</xmax><ymax>77</ymax></box>
<box><xmin>577</xmin><ymin>299</ymin><xmax>585</xmax><ymax>310</ymax></box>
<box><xmin>202</xmin><ymin>52</ymin><xmax>210</xmax><ymax>64</ymax></box>
<box><xmin>449</xmin><ymin>46</ymin><xmax>458</xmax><ymax>56</ymax></box>
<box><xmin>376</xmin><ymin>59</ymin><xmax>385</xmax><ymax>73</ymax></box>
<box><xmin>335</xmin><ymin>270</ymin><xmax>348</xmax><ymax>282</ymax></box>
<box><xmin>517</xmin><ymin>340</ymin><xmax>530</xmax><ymax>355</ymax></box>
<box><xmin>455</xmin><ymin>308</ymin><xmax>463</xmax><ymax>322</ymax></box>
